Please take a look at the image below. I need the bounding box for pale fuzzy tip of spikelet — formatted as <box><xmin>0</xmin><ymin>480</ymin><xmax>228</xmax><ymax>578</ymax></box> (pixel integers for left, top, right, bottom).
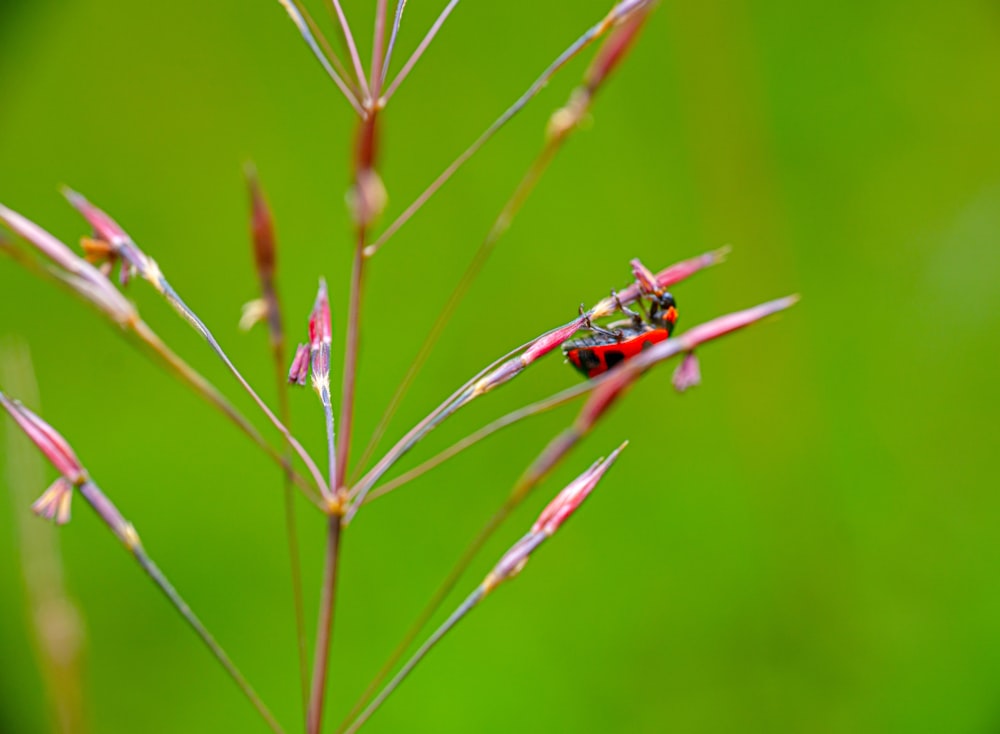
<box><xmin>239</xmin><ymin>298</ymin><xmax>269</xmax><ymax>332</ymax></box>
<box><xmin>31</xmin><ymin>478</ymin><xmax>74</xmax><ymax>525</ymax></box>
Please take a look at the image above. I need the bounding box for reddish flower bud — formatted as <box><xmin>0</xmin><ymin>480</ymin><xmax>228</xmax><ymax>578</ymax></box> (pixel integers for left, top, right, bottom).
<box><xmin>0</xmin><ymin>204</ymin><xmax>137</xmax><ymax>325</ymax></box>
<box><xmin>473</xmin><ymin>320</ymin><xmax>587</xmax><ymax>397</ymax></box>
<box><xmin>533</xmin><ymin>442</ymin><xmax>625</xmax><ymax>536</ymax></box>
<box><xmin>62</xmin><ymin>188</ymin><xmax>161</xmax><ymax>289</ymax></box>
<box><xmin>0</xmin><ymin>394</ymin><xmax>86</xmax><ymax>484</ymax></box>
<box><xmin>521</xmin><ymin>321</ymin><xmax>584</xmax><ymax>364</ymax></box>
<box><xmin>288</xmin><ymin>343</ymin><xmax>310</xmax><ymax>385</ymax></box>
<box><xmin>653</xmin><ymin>247</ymin><xmax>730</xmax><ymax>291</ymax></box>
<box><xmin>630</xmin><ymin>257</ymin><xmax>660</xmax><ymax>294</ymax></box>
<box><xmin>309</xmin><ymin>278</ymin><xmax>332</xmax><ymax>347</ymax></box>
<box><xmin>245</xmin><ymin>164</ymin><xmax>276</xmax><ymax>280</ymax></box>
<box><xmin>672</xmin><ymin>351</ymin><xmax>701</xmax><ymax>392</ymax></box>
<box><xmin>482</xmin><ymin>444</ymin><xmax>626</xmax><ymax>593</ymax></box>
<box><xmin>675</xmin><ymin>296</ymin><xmax>798</xmax><ymax>351</ymax></box>
<box><xmin>308</xmin><ymin>279</ymin><xmax>332</xmax><ymax>398</ymax></box>
<box><xmin>1</xmin><ymin>393</ymin><xmax>91</xmax><ymax>525</ymax></box>
<box><xmin>62</xmin><ymin>187</ymin><xmax>129</xmax><ymax>248</ymax></box>
<box><xmin>593</xmin><ymin>249</ymin><xmax>728</xmax><ymax>319</ymax></box>
<box><xmin>584</xmin><ymin>2</ymin><xmax>649</xmax><ymax>93</ymax></box>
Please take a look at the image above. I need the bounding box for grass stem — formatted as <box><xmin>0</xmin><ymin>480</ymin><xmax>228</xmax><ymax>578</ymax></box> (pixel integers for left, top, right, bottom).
<box><xmin>78</xmin><ymin>482</ymin><xmax>285</xmax><ymax>734</ymax></box>
<box><xmin>306</xmin><ymin>516</ymin><xmax>344</xmax><ymax>734</ymax></box>
<box><xmin>341</xmin><ymin>588</ymin><xmax>484</xmax><ymax>734</ymax></box>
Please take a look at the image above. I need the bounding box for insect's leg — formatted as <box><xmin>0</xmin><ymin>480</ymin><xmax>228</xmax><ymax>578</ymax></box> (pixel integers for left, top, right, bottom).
<box><xmin>579</xmin><ymin>306</ymin><xmax>623</xmax><ymax>341</ymax></box>
<box><xmin>612</xmin><ymin>290</ymin><xmax>644</xmax><ymax>329</ymax></box>
<box><xmin>589</xmin><ymin>320</ymin><xmax>623</xmax><ymax>340</ymax></box>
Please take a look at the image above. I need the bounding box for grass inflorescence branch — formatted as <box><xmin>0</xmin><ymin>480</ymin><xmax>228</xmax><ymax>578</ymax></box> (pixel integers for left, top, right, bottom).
<box><xmin>0</xmin><ymin>2</ymin><xmax>802</xmax><ymax>733</ymax></box>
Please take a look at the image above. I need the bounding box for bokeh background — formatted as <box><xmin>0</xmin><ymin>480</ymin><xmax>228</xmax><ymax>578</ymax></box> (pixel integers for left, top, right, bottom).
<box><xmin>1</xmin><ymin>0</ymin><xmax>999</xmax><ymax>732</ymax></box>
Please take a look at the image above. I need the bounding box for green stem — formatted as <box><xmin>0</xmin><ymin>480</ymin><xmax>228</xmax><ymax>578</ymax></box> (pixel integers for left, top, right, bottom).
<box><xmin>78</xmin><ymin>483</ymin><xmax>284</xmax><ymax>733</ymax></box>
<box><xmin>342</xmin><ymin>588</ymin><xmax>484</xmax><ymax>734</ymax></box>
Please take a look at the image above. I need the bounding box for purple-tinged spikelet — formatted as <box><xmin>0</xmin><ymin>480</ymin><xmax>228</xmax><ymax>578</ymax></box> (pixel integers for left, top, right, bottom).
<box><xmin>630</xmin><ymin>257</ymin><xmax>660</xmax><ymax>294</ymax></box>
<box><xmin>63</xmin><ymin>188</ymin><xmax>164</xmax><ymax>291</ymax></box>
<box><xmin>0</xmin><ymin>394</ymin><xmax>84</xmax><ymax>483</ymax></box>
<box><xmin>482</xmin><ymin>443</ymin><xmax>626</xmax><ymax>593</ymax></box>
<box><xmin>288</xmin><ymin>344</ymin><xmax>310</xmax><ymax>386</ymax></box>
<box><xmin>308</xmin><ymin>279</ymin><xmax>332</xmax><ymax>397</ymax></box>
<box><xmin>0</xmin><ymin>393</ymin><xmax>87</xmax><ymax>524</ymax></box>
<box><xmin>286</xmin><ymin>280</ymin><xmax>333</xmax><ymax>392</ymax></box>
<box><xmin>532</xmin><ymin>445</ymin><xmax>625</xmax><ymax>536</ymax></box>
<box><xmin>672</xmin><ymin>352</ymin><xmax>701</xmax><ymax>392</ymax></box>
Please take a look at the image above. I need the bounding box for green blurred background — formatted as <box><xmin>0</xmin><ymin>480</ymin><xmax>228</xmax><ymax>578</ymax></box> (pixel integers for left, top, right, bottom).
<box><xmin>1</xmin><ymin>0</ymin><xmax>999</xmax><ymax>732</ymax></box>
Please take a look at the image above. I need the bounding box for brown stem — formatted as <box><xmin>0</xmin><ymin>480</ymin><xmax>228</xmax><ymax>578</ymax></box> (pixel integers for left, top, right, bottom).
<box><xmin>306</xmin><ymin>516</ymin><xmax>344</xmax><ymax>734</ymax></box>
<box><xmin>270</xmin><ymin>339</ymin><xmax>310</xmax><ymax>720</ymax></box>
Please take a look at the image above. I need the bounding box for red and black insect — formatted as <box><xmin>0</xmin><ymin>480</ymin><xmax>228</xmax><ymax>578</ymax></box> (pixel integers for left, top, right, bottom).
<box><xmin>563</xmin><ymin>292</ymin><xmax>678</xmax><ymax>378</ymax></box>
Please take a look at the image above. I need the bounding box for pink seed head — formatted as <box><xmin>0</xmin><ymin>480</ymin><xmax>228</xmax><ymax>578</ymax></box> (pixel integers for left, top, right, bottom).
<box><xmin>532</xmin><ymin>442</ymin><xmax>626</xmax><ymax>536</ymax></box>
<box><xmin>522</xmin><ymin>321</ymin><xmax>584</xmax><ymax>364</ymax></box>
<box><xmin>62</xmin><ymin>188</ymin><xmax>159</xmax><ymax>287</ymax></box>
<box><xmin>288</xmin><ymin>344</ymin><xmax>310</xmax><ymax>385</ymax></box>
<box><xmin>678</xmin><ymin>296</ymin><xmax>799</xmax><ymax>351</ymax></box>
<box><xmin>584</xmin><ymin>2</ymin><xmax>649</xmax><ymax>93</ymax></box>
<box><xmin>0</xmin><ymin>394</ymin><xmax>86</xmax><ymax>484</ymax></box>
<box><xmin>245</xmin><ymin>165</ymin><xmax>276</xmax><ymax>279</ymax></box>
<box><xmin>672</xmin><ymin>351</ymin><xmax>701</xmax><ymax>392</ymax></box>
<box><xmin>63</xmin><ymin>187</ymin><xmax>129</xmax><ymax>248</ymax></box>
<box><xmin>655</xmin><ymin>247</ymin><xmax>729</xmax><ymax>291</ymax></box>
<box><xmin>309</xmin><ymin>278</ymin><xmax>332</xmax><ymax>347</ymax></box>
<box><xmin>630</xmin><ymin>258</ymin><xmax>660</xmax><ymax>294</ymax></box>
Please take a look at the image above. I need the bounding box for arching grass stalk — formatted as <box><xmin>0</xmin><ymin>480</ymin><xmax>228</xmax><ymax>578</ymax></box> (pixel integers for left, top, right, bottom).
<box><xmin>345</xmin><ymin>249</ymin><xmax>725</xmax><ymax>522</ymax></box>
<box><xmin>242</xmin><ymin>167</ymin><xmax>310</xmax><ymax>717</ymax></box>
<box><xmin>0</xmin><ymin>393</ymin><xmax>285</xmax><ymax>734</ymax></box>
<box><xmin>365</xmin><ymin>0</ymin><xmax>655</xmax><ymax>256</ymax></box>
<box><xmin>0</xmin><ymin>205</ymin><xmax>321</xmax><ymax>507</ymax></box>
<box><xmin>342</xmin><ymin>445</ymin><xmax>627</xmax><ymax>733</ymax></box>
<box><xmin>353</xmin><ymin>3</ymin><xmax>655</xmax><ymax>479</ymax></box>
<box><xmin>2</xmin><ymin>346</ymin><xmax>86</xmax><ymax>734</ymax></box>
<box><xmin>62</xmin><ymin>189</ymin><xmax>331</xmax><ymax>503</ymax></box>
<box><xmin>340</xmin><ymin>294</ymin><xmax>797</xmax><ymax>726</ymax></box>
